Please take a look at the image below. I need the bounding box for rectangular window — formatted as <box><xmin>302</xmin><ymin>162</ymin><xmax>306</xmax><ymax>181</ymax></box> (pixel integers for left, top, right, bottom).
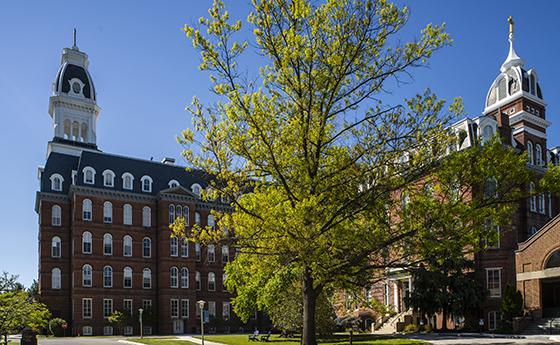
<box><xmin>103</xmin><ymin>299</ymin><xmax>113</xmax><ymax>318</ymax></box>
<box><xmin>195</xmin><ymin>244</ymin><xmax>201</xmax><ymax>262</ymax></box>
<box><xmin>124</xmin><ymin>326</ymin><xmax>133</xmax><ymax>336</ymax></box>
<box><xmin>82</xmin><ymin>298</ymin><xmax>92</xmax><ymax>319</ymax></box>
<box><xmin>486</xmin><ymin>268</ymin><xmax>502</xmax><ymax>298</ymax></box>
<box><xmin>103</xmin><ymin>326</ymin><xmax>113</xmax><ymax>336</ymax></box>
<box><xmin>208</xmin><ymin>301</ymin><xmax>216</xmax><ymax>318</ymax></box>
<box><xmin>142</xmin><ymin>299</ymin><xmax>152</xmax><ymax>312</ymax></box>
<box><xmin>223</xmin><ymin>302</ymin><xmax>230</xmax><ymax>321</ymax></box>
<box><xmin>170</xmin><ymin>238</ymin><xmax>178</xmax><ymax>257</ymax></box>
<box><xmin>488</xmin><ymin>311</ymin><xmax>500</xmax><ymax>331</ymax></box>
<box><xmin>82</xmin><ymin>326</ymin><xmax>93</xmax><ymax>336</ymax></box>
<box><xmin>181</xmin><ymin>240</ymin><xmax>189</xmax><ymax>257</ymax></box>
<box><xmin>181</xmin><ymin>299</ymin><xmax>189</xmax><ymax>318</ymax></box>
<box><xmin>123</xmin><ymin>299</ymin><xmax>133</xmax><ymax>316</ymax></box>
<box><xmin>171</xmin><ymin>299</ymin><xmax>179</xmax><ymax>318</ymax></box>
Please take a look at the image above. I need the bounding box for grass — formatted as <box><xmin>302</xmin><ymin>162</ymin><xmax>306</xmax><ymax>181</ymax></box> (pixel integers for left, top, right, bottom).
<box><xmin>128</xmin><ymin>338</ymin><xmax>198</xmax><ymax>345</ymax></box>
<box><xmin>196</xmin><ymin>334</ymin><xmax>426</xmax><ymax>345</ymax></box>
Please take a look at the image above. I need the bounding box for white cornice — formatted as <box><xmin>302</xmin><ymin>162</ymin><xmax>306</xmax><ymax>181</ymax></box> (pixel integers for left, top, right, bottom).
<box><xmin>512</xmin><ymin>125</ymin><xmax>547</xmax><ymax>139</ymax></box>
<box><xmin>483</xmin><ymin>91</ymin><xmax>546</xmax><ymax>115</ymax></box>
<box><xmin>509</xmin><ymin>111</ymin><xmax>550</xmax><ymax>129</ymax></box>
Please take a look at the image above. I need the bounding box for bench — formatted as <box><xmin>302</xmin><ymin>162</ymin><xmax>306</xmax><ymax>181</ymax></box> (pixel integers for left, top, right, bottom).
<box><xmin>260</xmin><ymin>334</ymin><xmax>271</xmax><ymax>342</ymax></box>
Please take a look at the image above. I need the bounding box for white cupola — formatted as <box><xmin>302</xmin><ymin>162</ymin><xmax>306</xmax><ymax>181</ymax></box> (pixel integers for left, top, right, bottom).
<box><xmin>48</xmin><ymin>31</ymin><xmax>101</xmax><ymax>155</ymax></box>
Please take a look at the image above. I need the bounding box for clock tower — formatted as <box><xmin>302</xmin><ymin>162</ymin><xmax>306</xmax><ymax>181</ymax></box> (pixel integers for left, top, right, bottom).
<box><xmin>48</xmin><ymin>37</ymin><xmax>101</xmax><ymax>156</ymax></box>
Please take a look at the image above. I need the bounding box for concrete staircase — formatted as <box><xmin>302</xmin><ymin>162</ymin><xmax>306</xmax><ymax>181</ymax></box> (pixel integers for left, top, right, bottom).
<box><xmin>375</xmin><ymin>310</ymin><xmax>409</xmax><ymax>334</ymax></box>
<box><xmin>524</xmin><ymin>317</ymin><xmax>560</xmax><ymax>334</ymax></box>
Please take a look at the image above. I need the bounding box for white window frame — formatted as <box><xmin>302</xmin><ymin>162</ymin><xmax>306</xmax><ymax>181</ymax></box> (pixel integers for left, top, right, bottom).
<box><xmin>82</xmin><ymin>298</ymin><xmax>92</xmax><ymax>319</ymax></box>
<box><xmin>222</xmin><ymin>245</ymin><xmax>229</xmax><ymax>263</ymax></box>
<box><xmin>536</xmin><ymin>144</ymin><xmax>543</xmax><ymax>166</ymax></box>
<box><xmin>168</xmin><ymin>180</ymin><xmax>180</xmax><ymax>188</ymax></box>
<box><xmin>51</xmin><ymin>267</ymin><xmax>61</xmax><ymax>289</ymax></box>
<box><xmin>169</xmin><ymin>204</ymin><xmax>175</xmax><ymax>224</ymax></box>
<box><xmin>141</xmin><ymin>176</ymin><xmax>153</xmax><ymax>192</ymax></box>
<box><xmin>82</xmin><ymin>199</ymin><xmax>92</xmax><ymax>221</ymax></box>
<box><xmin>103</xmin><ymin>233</ymin><xmax>113</xmax><ymax>255</ymax></box>
<box><xmin>223</xmin><ymin>302</ymin><xmax>230</xmax><ymax>321</ymax></box>
<box><xmin>183</xmin><ymin>206</ymin><xmax>190</xmax><ymax>225</ymax></box>
<box><xmin>170</xmin><ymin>267</ymin><xmax>179</xmax><ymax>288</ymax></box>
<box><xmin>103</xmin><ymin>326</ymin><xmax>113</xmax><ymax>336</ymax></box>
<box><xmin>486</xmin><ymin>268</ymin><xmax>502</xmax><ymax>298</ymax></box>
<box><xmin>181</xmin><ymin>299</ymin><xmax>189</xmax><ymax>319</ymax></box>
<box><xmin>123</xmin><ymin>299</ymin><xmax>133</xmax><ymax>316</ymax></box>
<box><xmin>208</xmin><ymin>244</ymin><xmax>215</xmax><ymax>263</ymax></box>
<box><xmin>208</xmin><ymin>272</ymin><xmax>216</xmax><ymax>291</ymax></box>
<box><xmin>181</xmin><ymin>267</ymin><xmax>189</xmax><ymax>288</ymax></box>
<box><xmin>82</xmin><ymin>326</ymin><xmax>93</xmax><ymax>336</ymax></box>
<box><xmin>181</xmin><ymin>239</ymin><xmax>189</xmax><ymax>257</ymax></box>
<box><xmin>123</xmin><ymin>235</ymin><xmax>133</xmax><ymax>257</ymax></box>
<box><xmin>82</xmin><ymin>231</ymin><xmax>92</xmax><ymax>254</ymax></box>
<box><xmin>51</xmin><ymin>205</ymin><xmax>62</xmax><ymax>227</ymax></box>
<box><xmin>143</xmin><ymin>268</ymin><xmax>152</xmax><ymax>289</ymax></box>
<box><xmin>103</xmin><ymin>266</ymin><xmax>113</xmax><ymax>288</ymax></box>
<box><xmin>191</xmin><ymin>183</ymin><xmax>202</xmax><ymax>197</ymax></box>
<box><xmin>123</xmin><ymin>204</ymin><xmax>133</xmax><ymax>225</ymax></box>
<box><xmin>170</xmin><ymin>299</ymin><xmax>179</xmax><ymax>318</ymax></box>
<box><xmin>195</xmin><ymin>271</ymin><xmax>201</xmax><ymax>291</ymax></box>
<box><xmin>143</xmin><ymin>237</ymin><xmax>151</xmax><ymax>258</ymax></box>
<box><xmin>103</xmin><ymin>299</ymin><xmax>113</xmax><ymax>318</ymax></box>
<box><xmin>103</xmin><ymin>201</ymin><xmax>113</xmax><ymax>223</ymax></box>
<box><xmin>529</xmin><ymin>182</ymin><xmax>536</xmax><ymax>212</ymax></box>
<box><xmin>82</xmin><ymin>264</ymin><xmax>92</xmax><ymax>287</ymax></box>
<box><xmin>122</xmin><ymin>173</ymin><xmax>134</xmax><ymax>190</ymax></box>
<box><xmin>83</xmin><ymin>167</ymin><xmax>96</xmax><ymax>185</ymax></box>
<box><xmin>195</xmin><ymin>243</ymin><xmax>201</xmax><ymax>262</ymax></box>
<box><xmin>170</xmin><ymin>237</ymin><xmax>178</xmax><ymax>257</ymax></box>
<box><xmin>123</xmin><ymin>267</ymin><xmax>133</xmax><ymax>288</ymax></box>
<box><xmin>208</xmin><ymin>301</ymin><xmax>216</xmax><ymax>317</ymax></box>
<box><xmin>488</xmin><ymin>311</ymin><xmax>500</xmax><ymax>331</ymax></box>
<box><xmin>50</xmin><ymin>174</ymin><xmax>64</xmax><ymax>191</ymax></box>
<box><xmin>51</xmin><ymin>236</ymin><xmax>61</xmax><ymax>258</ymax></box>
<box><xmin>142</xmin><ymin>206</ymin><xmax>151</xmax><ymax>227</ymax></box>
<box><xmin>539</xmin><ymin>193</ymin><xmax>546</xmax><ymax>214</ymax></box>
<box><xmin>102</xmin><ymin>170</ymin><xmax>115</xmax><ymax>187</ymax></box>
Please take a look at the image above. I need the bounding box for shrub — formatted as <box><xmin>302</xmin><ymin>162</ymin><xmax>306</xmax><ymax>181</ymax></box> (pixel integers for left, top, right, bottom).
<box><xmin>404</xmin><ymin>324</ymin><xmax>419</xmax><ymax>333</ymax></box>
<box><xmin>421</xmin><ymin>323</ymin><xmax>432</xmax><ymax>333</ymax></box>
<box><xmin>48</xmin><ymin>318</ymin><xmax>67</xmax><ymax>337</ymax></box>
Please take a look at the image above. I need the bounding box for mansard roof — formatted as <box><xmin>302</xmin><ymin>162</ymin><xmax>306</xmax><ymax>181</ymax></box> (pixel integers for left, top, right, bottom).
<box><xmin>41</xmin><ymin>150</ymin><xmax>212</xmax><ymax>195</ymax></box>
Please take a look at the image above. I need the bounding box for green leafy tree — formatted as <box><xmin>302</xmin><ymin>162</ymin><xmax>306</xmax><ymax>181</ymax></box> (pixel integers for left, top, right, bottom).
<box><xmin>48</xmin><ymin>318</ymin><xmax>67</xmax><ymax>337</ymax></box>
<box><xmin>108</xmin><ymin>310</ymin><xmax>129</xmax><ymax>335</ymax></box>
<box><xmin>500</xmin><ymin>285</ymin><xmax>523</xmax><ymax>332</ymax></box>
<box><xmin>0</xmin><ymin>291</ymin><xmax>50</xmax><ymax>344</ymax></box>
<box><xmin>0</xmin><ymin>273</ymin><xmax>23</xmax><ymax>293</ymax></box>
<box><xmin>175</xmin><ymin>1</ymin><xmax>559</xmax><ymax>344</ymax></box>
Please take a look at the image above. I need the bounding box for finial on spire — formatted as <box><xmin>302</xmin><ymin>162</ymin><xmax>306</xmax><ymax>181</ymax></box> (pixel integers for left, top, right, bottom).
<box><xmin>72</xmin><ymin>28</ymin><xmax>77</xmax><ymax>49</ymax></box>
<box><xmin>500</xmin><ymin>16</ymin><xmax>523</xmax><ymax>72</ymax></box>
<box><xmin>508</xmin><ymin>16</ymin><xmax>514</xmax><ymax>36</ymax></box>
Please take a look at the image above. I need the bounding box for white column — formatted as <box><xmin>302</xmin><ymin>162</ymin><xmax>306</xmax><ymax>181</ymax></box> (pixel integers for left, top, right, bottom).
<box><xmin>393</xmin><ymin>281</ymin><xmax>399</xmax><ymax>312</ymax></box>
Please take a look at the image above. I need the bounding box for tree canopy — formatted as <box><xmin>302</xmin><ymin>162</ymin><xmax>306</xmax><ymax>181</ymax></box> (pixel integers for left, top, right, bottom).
<box><xmin>174</xmin><ymin>1</ymin><xmax>558</xmax><ymax>344</ymax></box>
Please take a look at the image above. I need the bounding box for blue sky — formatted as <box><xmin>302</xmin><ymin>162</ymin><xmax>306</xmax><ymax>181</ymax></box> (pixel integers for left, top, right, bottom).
<box><xmin>0</xmin><ymin>1</ymin><xmax>558</xmax><ymax>287</ymax></box>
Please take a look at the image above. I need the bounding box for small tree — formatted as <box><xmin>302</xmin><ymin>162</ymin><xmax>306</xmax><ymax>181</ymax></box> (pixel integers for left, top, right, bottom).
<box><xmin>48</xmin><ymin>318</ymin><xmax>67</xmax><ymax>337</ymax></box>
<box><xmin>500</xmin><ymin>285</ymin><xmax>523</xmax><ymax>332</ymax></box>
<box><xmin>108</xmin><ymin>310</ymin><xmax>128</xmax><ymax>335</ymax></box>
<box><xmin>0</xmin><ymin>291</ymin><xmax>50</xmax><ymax>344</ymax></box>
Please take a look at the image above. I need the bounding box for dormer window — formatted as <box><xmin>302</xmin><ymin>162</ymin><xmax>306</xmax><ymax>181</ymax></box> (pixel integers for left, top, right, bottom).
<box><xmin>191</xmin><ymin>183</ymin><xmax>202</xmax><ymax>197</ymax></box>
<box><xmin>103</xmin><ymin>170</ymin><xmax>115</xmax><ymax>187</ymax></box>
<box><xmin>122</xmin><ymin>173</ymin><xmax>134</xmax><ymax>190</ymax></box>
<box><xmin>83</xmin><ymin>167</ymin><xmax>96</xmax><ymax>185</ymax></box>
<box><xmin>168</xmin><ymin>180</ymin><xmax>180</xmax><ymax>188</ymax></box>
<box><xmin>50</xmin><ymin>174</ymin><xmax>64</xmax><ymax>191</ymax></box>
<box><xmin>141</xmin><ymin>176</ymin><xmax>153</xmax><ymax>193</ymax></box>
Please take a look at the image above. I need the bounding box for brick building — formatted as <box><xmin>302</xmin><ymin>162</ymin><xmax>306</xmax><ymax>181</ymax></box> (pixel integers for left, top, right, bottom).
<box><xmin>36</xmin><ymin>42</ymin><xmax>261</xmax><ymax>336</ymax></box>
<box><xmin>366</xmin><ymin>20</ymin><xmax>560</xmax><ymax>331</ymax></box>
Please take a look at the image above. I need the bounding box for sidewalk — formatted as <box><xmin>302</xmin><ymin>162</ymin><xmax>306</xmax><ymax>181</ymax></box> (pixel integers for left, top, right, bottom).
<box><xmin>118</xmin><ymin>335</ymin><xmax>227</xmax><ymax>345</ymax></box>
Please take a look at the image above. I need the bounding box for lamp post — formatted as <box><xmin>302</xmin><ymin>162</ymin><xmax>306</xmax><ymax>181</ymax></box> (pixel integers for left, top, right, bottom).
<box><xmin>197</xmin><ymin>300</ymin><xmax>206</xmax><ymax>345</ymax></box>
<box><xmin>139</xmin><ymin>308</ymin><xmax>144</xmax><ymax>339</ymax></box>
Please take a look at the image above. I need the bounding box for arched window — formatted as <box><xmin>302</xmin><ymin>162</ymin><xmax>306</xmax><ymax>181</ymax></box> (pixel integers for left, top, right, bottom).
<box><xmin>51</xmin><ymin>205</ymin><xmax>62</xmax><ymax>226</ymax></box>
<box><xmin>195</xmin><ymin>212</ymin><xmax>201</xmax><ymax>225</ymax></box>
<box><xmin>51</xmin><ymin>236</ymin><xmax>61</xmax><ymax>258</ymax></box>
<box><xmin>536</xmin><ymin>144</ymin><xmax>543</xmax><ymax>166</ymax></box>
<box><xmin>123</xmin><ymin>235</ymin><xmax>133</xmax><ymax>256</ymax></box>
<box><xmin>142</xmin><ymin>206</ymin><xmax>151</xmax><ymax>227</ymax></box>
<box><xmin>183</xmin><ymin>206</ymin><xmax>190</xmax><ymax>225</ymax></box>
<box><xmin>168</xmin><ymin>180</ymin><xmax>179</xmax><ymax>188</ymax></box>
<box><xmin>51</xmin><ymin>268</ymin><xmax>61</xmax><ymax>289</ymax></box>
<box><xmin>168</xmin><ymin>205</ymin><xmax>175</xmax><ymax>224</ymax></box>
<box><xmin>143</xmin><ymin>268</ymin><xmax>151</xmax><ymax>289</ymax></box>
<box><xmin>82</xmin><ymin>199</ymin><xmax>92</xmax><ymax>221</ymax></box>
<box><xmin>545</xmin><ymin>250</ymin><xmax>560</xmax><ymax>269</ymax></box>
<box><xmin>170</xmin><ymin>267</ymin><xmax>178</xmax><ymax>288</ymax></box>
<box><xmin>102</xmin><ymin>170</ymin><xmax>115</xmax><ymax>187</ymax></box>
<box><xmin>50</xmin><ymin>174</ymin><xmax>64</xmax><ymax>191</ymax></box>
<box><xmin>175</xmin><ymin>205</ymin><xmax>182</xmax><ymax>219</ymax></box>
<box><xmin>482</xmin><ymin>125</ymin><xmax>494</xmax><ymax>143</ymax></box>
<box><xmin>83</xmin><ymin>167</ymin><xmax>96</xmax><ymax>185</ymax></box>
<box><xmin>141</xmin><ymin>176</ymin><xmax>153</xmax><ymax>193</ymax></box>
<box><xmin>181</xmin><ymin>268</ymin><xmax>189</xmax><ymax>288</ymax></box>
<box><xmin>123</xmin><ymin>204</ymin><xmax>132</xmax><ymax>225</ymax></box>
<box><xmin>529</xmin><ymin>182</ymin><xmax>536</xmax><ymax>212</ymax></box>
<box><xmin>82</xmin><ymin>232</ymin><xmax>92</xmax><ymax>254</ymax></box>
<box><xmin>122</xmin><ymin>173</ymin><xmax>134</xmax><ymax>190</ymax></box>
<box><xmin>208</xmin><ymin>244</ymin><xmax>215</xmax><ymax>262</ymax></box>
<box><xmin>538</xmin><ymin>193</ymin><xmax>546</xmax><ymax>214</ymax></box>
<box><xmin>222</xmin><ymin>245</ymin><xmax>229</xmax><ymax>263</ymax></box>
<box><xmin>170</xmin><ymin>237</ymin><xmax>178</xmax><ymax>257</ymax></box>
<box><xmin>208</xmin><ymin>272</ymin><xmax>216</xmax><ymax>291</ymax></box>
<box><xmin>82</xmin><ymin>264</ymin><xmax>92</xmax><ymax>287</ymax></box>
<box><xmin>195</xmin><ymin>271</ymin><xmax>201</xmax><ymax>290</ymax></box>
<box><xmin>103</xmin><ymin>233</ymin><xmax>113</xmax><ymax>255</ymax></box>
<box><xmin>143</xmin><ymin>237</ymin><xmax>151</xmax><ymax>258</ymax></box>
<box><xmin>208</xmin><ymin>215</ymin><xmax>215</xmax><ymax>230</ymax></box>
<box><xmin>195</xmin><ymin>243</ymin><xmax>201</xmax><ymax>261</ymax></box>
<box><xmin>527</xmin><ymin>141</ymin><xmax>534</xmax><ymax>165</ymax></box>
<box><xmin>123</xmin><ymin>267</ymin><xmax>132</xmax><ymax>288</ymax></box>
<box><xmin>181</xmin><ymin>239</ymin><xmax>188</xmax><ymax>257</ymax></box>
<box><xmin>103</xmin><ymin>266</ymin><xmax>113</xmax><ymax>288</ymax></box>
<box><xmin>191</xmin><ymin>184</ymin><xmax>202</xmax><ymax>197</ymax></box>
<box><xmin>103</xmin><ymin>202</ymin><xmax>113</xmax><ymax>223</ymax></box>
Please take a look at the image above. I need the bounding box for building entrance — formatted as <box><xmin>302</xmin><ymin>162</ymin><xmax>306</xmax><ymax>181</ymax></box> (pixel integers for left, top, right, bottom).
<box><xmin>173</xmin><ymin>319</ymin><xmax>184</xmax><ymax>334</ymax></box>
<box><xmin>542</xmin><ymin>277</ymin><xmax>560</xmax><ymax>317</ymax></box>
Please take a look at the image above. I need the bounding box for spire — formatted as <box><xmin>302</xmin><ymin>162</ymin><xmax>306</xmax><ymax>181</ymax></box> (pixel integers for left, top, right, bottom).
<box><xmin>501</xmin><ymin>16</ymin><xmax>523</xmax><ymax>72</ymax></box>
<box><xmin>72</xmin><ymin>28</ymin><xmax>78</xmax><ymax>50</ymax></box>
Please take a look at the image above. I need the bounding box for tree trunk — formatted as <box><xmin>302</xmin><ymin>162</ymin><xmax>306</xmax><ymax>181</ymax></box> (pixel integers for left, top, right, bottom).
<box><xmin>441</xmin><ymin>310</ymin><xmax>448</xmax><ymax>332</ymax></box>
<box><xmin>302</xmin><ymin>266</ymin><xmax>319</xmax><ymax>345</ymax></box>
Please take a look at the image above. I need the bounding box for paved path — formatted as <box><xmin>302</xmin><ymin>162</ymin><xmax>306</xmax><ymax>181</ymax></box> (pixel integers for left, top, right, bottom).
<box><xmin>407</xmin><ymin>334</ymin><xmax>560</xmax><ymax>344</ymax></box>
<box><xmin>40</xmin><ymin>337</ymin><xmax>127</xmax><ymax>345</ymax></box>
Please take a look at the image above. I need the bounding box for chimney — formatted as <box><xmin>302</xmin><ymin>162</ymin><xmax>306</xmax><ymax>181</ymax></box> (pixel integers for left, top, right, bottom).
<box><xmin>161</xmin><ymin>157</ymin><xmax>175</xmax><ymax>165</ymax></box>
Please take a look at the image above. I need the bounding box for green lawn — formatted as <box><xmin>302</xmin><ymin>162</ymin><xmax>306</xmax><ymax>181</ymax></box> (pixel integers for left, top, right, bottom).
<box><xmin>128</xmin><ymin>338</ymin><xmax>198</xmax><ymax>345</ymax></box>
<box><xmin>196</xmin><ymin>334</ymin><xmax>425</xmax><ymax>345</ymax></box>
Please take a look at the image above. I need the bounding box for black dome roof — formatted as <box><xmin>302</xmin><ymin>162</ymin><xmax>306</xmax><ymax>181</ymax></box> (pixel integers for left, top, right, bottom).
<box><xmin>54</xmin><ymin>63</ymin><xmax>96</xmax><ymax>100</ymax></box>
